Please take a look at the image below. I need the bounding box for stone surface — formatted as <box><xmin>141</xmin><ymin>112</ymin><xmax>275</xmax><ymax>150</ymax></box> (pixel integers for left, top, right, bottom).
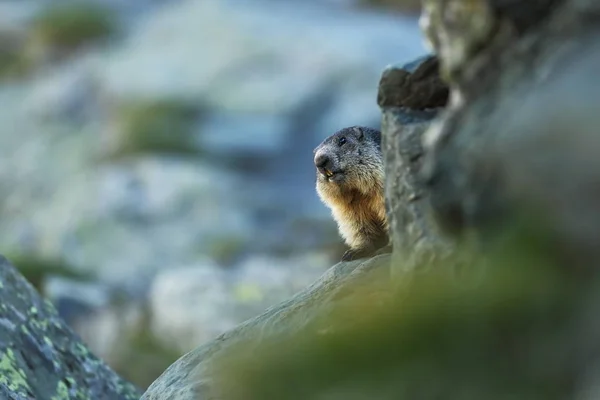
<box><xmin>377</xmin><ymin>55</ymin><xmax>450</xmax><ymax>274</ymax></box>
<box><xmin>0</xmin><ymin>254</ymin><xmax>141</xmax><ymax>399</ymax></box>
<box><xmin>378</xmin><ymin>55</ymin><xmax>448</xmax><ymax>109</ymax></box>
<box><xmin>421</xmin><ymin>0</ymin><xmax>600</xmax><ymax>249</ymax></box>
<box><xmin>420</xmin><ymin>0</ymin><xmax>496</xmax><ymax>80</ymax></box>
<box><xmin>141</xmin><ymin>253</ymin><xmax>392</xmax><ymax>400</ymax></box>
<box><xmin>149</xmin><ymin>253</ymin><xmax>332</xmax><ymax>353</ymax></box>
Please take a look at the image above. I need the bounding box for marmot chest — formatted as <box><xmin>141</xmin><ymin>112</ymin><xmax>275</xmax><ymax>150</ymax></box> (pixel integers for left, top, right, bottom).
<box><xmin>332</xmin><ymin>191</ymin><xmax>386</xmax><ymax>247</ymax></box>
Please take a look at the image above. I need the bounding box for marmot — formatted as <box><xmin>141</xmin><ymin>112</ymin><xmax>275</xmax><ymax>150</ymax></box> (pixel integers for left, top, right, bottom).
<box><xmin>314</xmin><ymin>126</ymin><xmax>390</xmax><ymax>261</ymax></box>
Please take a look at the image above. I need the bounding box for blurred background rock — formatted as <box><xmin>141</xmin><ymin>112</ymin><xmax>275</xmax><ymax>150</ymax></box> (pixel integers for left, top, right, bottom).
<box><xmin>0</xmin><ymin>0</ymin><xmax>424</xmax><ymax>389</ymax></box>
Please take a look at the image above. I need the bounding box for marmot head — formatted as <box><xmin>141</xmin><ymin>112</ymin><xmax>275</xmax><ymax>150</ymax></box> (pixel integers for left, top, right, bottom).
<box><xmin>314</xmin><ymin>126</ymin><xmax>383</xmax><ymax>197</ymax></box>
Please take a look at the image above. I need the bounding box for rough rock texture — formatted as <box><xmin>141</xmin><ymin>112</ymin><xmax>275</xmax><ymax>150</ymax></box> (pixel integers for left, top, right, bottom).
<box><xmin>377</xmin><ymin>55</ymin><xmax>448</xmax><ymax>110</ymax></box>
<box><xmin>0</xmin><ymin>255</ymin><xmax>141</xmax><ymax>399</ymax></box>
<box><xmin>421</xmin><ymin>0</ymin><xmax>600</xmax><ymax>257</ymax></box>
<box><xmin>378</xmin><ymin>55</ymin><xmax>450</xmax><ymax>274</ymax></box>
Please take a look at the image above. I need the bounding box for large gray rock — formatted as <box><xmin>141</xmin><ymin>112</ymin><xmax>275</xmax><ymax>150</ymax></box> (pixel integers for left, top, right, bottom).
<box><xmin>0</xmin><ymin>254</ymin><xmax>141</xmax><ymax>399</ymax></box>
<box><xmin>378</xmin><ymin>55</ymin><xmax>450</xmax><ymax>274</ymax></box>
<box><xmin>421</xmin><ymin>0</ymin><xmax>600</xmax><ymax>262</ymax></box>
<box><xmin>148</xmin><ymin>253</ymin><xmax>332</xmax><ymax>353</ymax></box>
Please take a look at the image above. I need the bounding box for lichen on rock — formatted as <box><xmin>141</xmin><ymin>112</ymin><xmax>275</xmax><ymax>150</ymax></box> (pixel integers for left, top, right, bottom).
<box><xmin>0</xmin><ymin>255</ymin><xmax>141</xmax><ymax>399</ymax></box>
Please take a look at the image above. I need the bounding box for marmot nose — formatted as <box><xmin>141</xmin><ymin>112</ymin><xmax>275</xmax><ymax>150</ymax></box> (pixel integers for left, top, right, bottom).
<box><xmin>314</xmin><ymin>153</ymin><xmax>330</xmax><ymax>169</ymax></box>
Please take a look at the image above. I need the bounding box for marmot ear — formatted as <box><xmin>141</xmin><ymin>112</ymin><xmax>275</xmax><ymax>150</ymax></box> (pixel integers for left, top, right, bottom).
<box><xmin>352</xmin><ymin>126</ymin><xmax>364</xmax><ymax>140</ymax></box>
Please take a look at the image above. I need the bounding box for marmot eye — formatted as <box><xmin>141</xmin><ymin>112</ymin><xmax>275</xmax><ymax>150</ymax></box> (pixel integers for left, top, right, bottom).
<box><xmin>338</xmin><ymin>137</ymin><xmax>347</xmax><ymax>146</ymax></box>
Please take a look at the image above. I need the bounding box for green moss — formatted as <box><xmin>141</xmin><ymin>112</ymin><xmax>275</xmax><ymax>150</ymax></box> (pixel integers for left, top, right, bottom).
<box><xmin>74</xmin><ymin>343</ymin><xmax>90</xmax><ymax>357</ymax></box>
<box><xmin>0</xmin><ymin>349</ymin><xmax>32</xmax><ymax>395</ymax></box>
<box><xmin>64</xmin><ymin>377</ymin><xmax>77</xmax><ymax>392</ymax></box>
<box><xmin>30</xmin><ymin>3</ymin><xmax>117</xmax><ymax>50</ymax></box>
<box><xmin>104</xmin><ymin>99</ymin><xmax>204</xmax><ymax>160</ymax></box>
<box><xmin>51</xmin><ymin>380</ymin><xmax>69</xmax><ymax>400</ymax></box>
<box><xmin>211</xmin><ymin>224</ymin><xmax>584</xmax><ymax>400</ymax></box>
<box><xmin>30</xmin><ymin>317</ymin><xmax>49</xmax><ymax>332</ymax></box>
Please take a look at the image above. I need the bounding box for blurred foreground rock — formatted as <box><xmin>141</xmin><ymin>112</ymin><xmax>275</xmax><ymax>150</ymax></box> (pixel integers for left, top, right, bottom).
<box><xmin>144</xmin><ymin>0</ymin><xmax>600</xmax><ymax>398</ymax></box>
<box><xmin>420</xmin><ymin>0</ymin><xmax>600</xmax><ymax>262</ymax></box>
<box><xmin>142</xmin><ymin>253</ymin><xmax>393</xmax><ymax>400</ymax></box>
<box><xmin>0</xmin><ymin>255</ymin><xmax>140</xmax><ymax>399</ymax></box>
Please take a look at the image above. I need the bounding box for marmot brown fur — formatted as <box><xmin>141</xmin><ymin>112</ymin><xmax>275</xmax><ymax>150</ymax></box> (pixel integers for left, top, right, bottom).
<box><xmin>314</xmin><ymin>126</ymin><xmax>390</xmax><ymax>261</ymax></box>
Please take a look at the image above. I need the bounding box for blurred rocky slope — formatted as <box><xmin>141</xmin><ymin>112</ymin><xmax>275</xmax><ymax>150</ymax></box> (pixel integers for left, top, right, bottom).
<box><xmin>0</xmin><ymin>0</ymin><xmax>424</xmax><ymax>389</ymax></box>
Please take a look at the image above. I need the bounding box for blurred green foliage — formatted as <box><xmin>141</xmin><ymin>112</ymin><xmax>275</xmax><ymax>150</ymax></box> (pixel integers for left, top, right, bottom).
<box><xmin>210</xmin><ymin>223</ymin><xmax>589</xmax><ymax>400</ymax></box>
<box><xmin>0</xmin><ymin>3</ymin><xmax>118</xmax><ymax>79</ymax></box>
<box><xmin>111</xmin><ymin>308</ymin><xmax>183</xmax><ymax>391</ymax></box>
<box><xmin>0</xmin><ymin>35</ymin><xmax>30</xmax><ymax>81</ymax></box>
<box><xmin>6</xmin><ymin>252</ymin><xmax>93</xmax><ymax>294</ymax></box>
<box><xmin>359</xmin><ymin>0</ymin><xmax>422</xmax><ymax>14</ymax></box>
<box><xmin>30</xmin><ymin>3</ymin><xmax>117</xmax><ymax>51</ymax></box>
<box><xmin>206</xmin><ymin>235</ymin><xmax>247</xmax><ymax>267</ymax></box>
<box><xmin>106</xmin><ymin>100</ymin><xmax>204</xmax><ymax>160</ymax></box>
